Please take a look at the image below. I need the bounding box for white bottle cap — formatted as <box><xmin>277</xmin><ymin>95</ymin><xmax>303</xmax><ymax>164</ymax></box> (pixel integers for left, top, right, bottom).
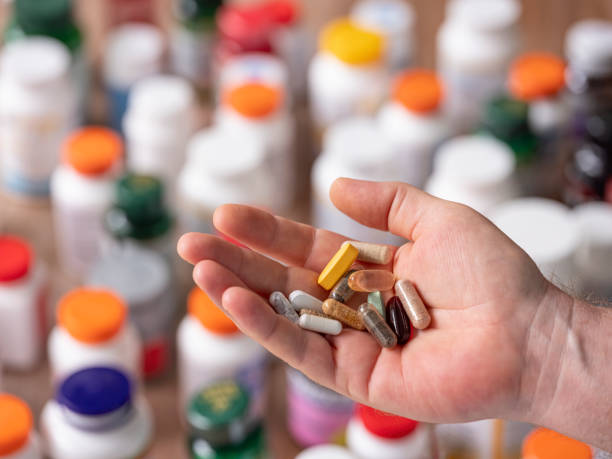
<box><xmin>127</xmin><ymin>75</ymin><xmax>195</xmax><ymax>123</ymax></box>
<box><xmin>572</xmin><ymin>202</ymin><xmax>612</xmax><ymax>283</ymax></box>
<box><xmin>104</xmin><ymin>23</ymin><xmax>164</xmax><ymax>88</ymax></box>
<box><xmin>351</xmin><ymin>0</ymin><xmax>414</xmax><ymax>39</ymax></box>
<box><xmin>445</xmin><ymin>0</ymin><xmax>521</xmax><ymax>31</ymax></box>
<box><xmin>218</xmin><ymin>53</ymin><xmax>289</xmax><ymax>95</ymax></box>
<box><xmin>432</xmin><ymin>135</ymin><xmax>515</xmax><ymax>189</ymax></box>
<box><xmin>296</xmin><ymin>445</ymin><xmax>356</xmax><ymax>459</ymax></box>
<box><xmin>489</xmin><ymin>198</ymin><xmax>579</xmax><ymax>284</ymax></box>
<box><xmin>565</xmin><ymin>19</ymin><xmax>612</xmax><ymax>76</ymax></box>
<box><xmin>0</xmin><ymin>37</ymin><xmax>70</xmax><ymax>88</ymax></box>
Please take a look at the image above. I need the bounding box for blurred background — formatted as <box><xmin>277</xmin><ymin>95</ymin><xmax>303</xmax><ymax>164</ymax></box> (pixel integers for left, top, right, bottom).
<box><xmin>0</xmin><ymin>0</ymin><xmax>610</xmax><ymax>458</ymax></box>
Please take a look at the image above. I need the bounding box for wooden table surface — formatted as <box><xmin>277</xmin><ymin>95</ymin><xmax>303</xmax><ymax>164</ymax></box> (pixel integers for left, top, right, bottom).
<box><xmin>2</xmin><ymin>1</ymin><xmax>612</xmax><ymax>458</ymax></box>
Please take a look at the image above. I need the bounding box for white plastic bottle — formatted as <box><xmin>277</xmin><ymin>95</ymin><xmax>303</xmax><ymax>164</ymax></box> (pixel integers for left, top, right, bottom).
<box><xmin>87</xmin><ymin>244</ymin><xmax>175</xmax><ymax>379</ymax></box>
<box><xmin>296</xmin><ymin>445</ymin><xmax>356</xmax><ymax>459</ymax></box>
<box><xmin>103</xmin><ymin>23</ymin><xmax>164</xmax><ymax>133</ymax></box>
<box><xmin>41</xmin><ymin>367</ymin><xmax>152</xmax><ymax>459</ymax></box>
<box><xmin>0</xmin><ymin>236</ymin><xmax>47</xmax><ymax>371</ymax></box>
<box><xmin>311</xmin><ymin>116</ymin><xmax>405</xmax><ymax>245</ymax></box>
<box><xmin>351</xmin><ymin>0</ymin><xmax>415</xmax><ymax>72</ymax></box>
<box><xmin>347</xmin><ymin>404</ymin><xmax>432</xmax><ymax>459</ymax></box>
<box><xmin>48</xmin><ymin>288</ymin><xmax>142</xmax><ymax>383</ymax></box>
<box><xmin>489</xmin><ymin>198</ymin><xmax>579</xmax><ymax>288</ymax></box>
<box><xmin>216</xmin><ymin>81</ymin><xmax>295</xmax><ymax>212</ymax></box>
<box><xmin>572</xmin><ymin>202</ymin><xmax>612</xmax><ymax>301</ymax></box>
<box><xmin>0</xmin><ymin>37</ymin><xmax>75</xmax><ymax>198</ymax></box>
<box><xmin>177</xmin><ymin>286</ymin><xmax>268</xmax><ymax>416</ymax></box>
<box><xmin>51</xmin><ymin>126</ymin><xmax>123</xmax><ymax>279</ymax></box>
<box><xmin>0</xmin><ymin>394</ymin><xmax>42</xmax><ymax>459</ymax></box>
<box><xmin>177</xmin><ymin>126</ymin><xmax>271</xmax><ymax>234</ymax></box>
<box><xmin>123</xmin><ymin>75</ymin><xmax>196</xmax><ymax>199</ymax></box>
<box><xmin>437</xmin><ymin>0</ymin><xmax>521</xmax><ymax>133</ymax></box>
<box><xmin>308</xmin><ymin>18</ymin><xmax>387</xmax><ymax>133</ymax></box>
<box><xmin>377</xmin><ymin>69</ymin><xmax>449</xmax><ymax>188</ymax></box>
<box><xmin>425</xmin><ymin>135</ymin><xmax>518</xmax><ymax>216</ymax></box>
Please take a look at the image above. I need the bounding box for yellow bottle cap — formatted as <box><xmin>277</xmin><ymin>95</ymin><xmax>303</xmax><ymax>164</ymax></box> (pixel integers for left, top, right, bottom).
<box><xmin>320</xmin><ymin>18</ymin><xmax>384</xmax><ymax>66</ymax></box>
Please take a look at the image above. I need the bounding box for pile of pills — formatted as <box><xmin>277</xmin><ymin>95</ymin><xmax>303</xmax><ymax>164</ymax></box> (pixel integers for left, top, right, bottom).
<box><xmin>268</xmin><ymin>242</ymin><xmax>431</xmax><ymax>348</ymax></box>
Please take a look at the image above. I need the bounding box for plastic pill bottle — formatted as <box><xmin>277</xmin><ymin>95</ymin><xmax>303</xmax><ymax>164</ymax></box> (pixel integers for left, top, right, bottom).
<box><xmin>564</xmin><ymin>20</ymin><xmax>612</xmax><ymax>135</ymax></box>
<box><xmin>87</xmin><ymin>244</ymin><xmax>175</xmax><ymax>379</ymax></box>
<box><xmin>51</xmin><ymin>127</ymin><xmax>123</xmax><ymax>280</ymax></box>
<box><xmin>350</xmin><ymin>0</ymin><xmax>414</xmax><ymax>72</ymax></box>
<box><xmin>48</xmin><ymin>288</ymin><xmax>142</xmax><ymax>383</ymax></box>
<box><xmin>169</xmin><ymin>0</ymin><xmax>222</xmax><ymax>92</ymax></box>
<box><xmin>41</xmin><ymin>367</ymin><xmax>153</xmax><ymax>459</ymax></box>
<box><xmin>425</xmin><ymin>135</ymin><xmax>518</xmax><ymax>216</ymax></box>
<box><xmin>177</xmin><ymin>126</ymin><xmax>271</xmax><ymax>234</ymax></box>
<box><xmin>123</xmin><ymin>75</ymin><xmax>196</xmax><ymax>199</ymax></box>
<box><xmin>296</xmin><ymin>445</ymin><xmax>356</xmax><ymax>459</ymax></box>
<box><xmin>308</xmin><ymin>18</ymin><xmax>387</xmax><ymax>134</ymax></box>
<box><xmin>103</xmin><ymin>23</ymin><xmax>164</xmax><ymax>133</ymax></box>
<box><xmin>437</xmin><ymin>0</ymin><xmax>521</xmax><ymax>133</ymax></box>
<box><xmin>0</xmin><ymin>37</ymin><xmax>75</xmax><ymax>198</ymax></box>
<box><xmin>0</xmin><ymin>394</ymin><xmax>42</xmax><ymax>459</ymax></box>
<box><xmin>103</xmin><ymin>174</ymin><xmax>174</xmax><ymax>259</ymax></box>
<box><xmin>187</xmin><ymin>380</ymin><xmax>267</xmax><ymax>459</ymax></box>
<box><xmin>489</xmin><ymin>198</ymin><xmax>580</xmax><ymax>288</ymax></box>
<box><xmin>312</xmin><ymin>116</ymin><xmax>408</xmax><ymax>245</ymax></box>
<box><xmin>177</xmin><ymin>287</ymin><xmax>268</xmax><ymax>417</ymax></box>
<box><xmin>285</xmin><ymin>367</ymin><xmax>354</xmax><ymax>447</ymax></box>
<box><xmin>521</xmin><ymin>427</ymin><xmax>593</xmax><ymax>459</ymax></box>
<box><xmin>4</xmin><ymin>0</ymin><xmax>87</xmax><ymax>122</ymax></box>
<box><xmin>216</xmin><ymin>82</ymin><xmax>295</xmax><ymax>212</ymax></box>
<box><xmin>377</xmin><ymin>69</ymin><xmax>449</xmax><ymax>189</ymax></box>
<box><xmin>0</xmin><ymin>236</ymin><xmax>47</xmax><ymax>371</ymax></box>
<box><xmin>572</xmin><ymin>202</ymin><xmax>612</xmax><ymax>301</ymax></box>
<box><xmin>347</xmin><ymin>404</ymin><xmax>432</xmax><ymax>459</ymax></box>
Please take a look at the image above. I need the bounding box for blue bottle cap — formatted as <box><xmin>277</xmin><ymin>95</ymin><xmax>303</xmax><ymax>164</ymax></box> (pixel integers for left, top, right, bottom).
<box><xmin>56</xmin><ymin>367</ymin><xmax>132</xmax><ymax>415</ymax></box>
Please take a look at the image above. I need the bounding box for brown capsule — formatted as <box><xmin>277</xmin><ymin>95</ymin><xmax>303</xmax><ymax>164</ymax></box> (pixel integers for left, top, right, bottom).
<box><xmin>348</xmin><ymin>269</ymin><xmax>396</xmax><ymax>293</ymax></box>
<box><xmin>386</xmin><ymin>296</ymin><xmax>411</xmax><ymax>345</ymax></box>
<box><xmin>358</xmin><ymin>303</ymin><xmax>397</xmax><ymax>348</ymax></box>
<box><xmin>322</xmin><ymin>298</ymin><xmax>365</xmax><ymax>330</ymax></box>
<box><xmin>299</xmin><ymin>308</ymin><xmax>332</xmax><ymax>319</ymax></box>
<box><xmin>394</xmin><ymin>279</ymin><xmax>430</xmax><ymax>330</ymax></box>
<box><xmin>329</xmin><ymin>266</ymin><xmax>361</xmax><ymax>303</ymax></box>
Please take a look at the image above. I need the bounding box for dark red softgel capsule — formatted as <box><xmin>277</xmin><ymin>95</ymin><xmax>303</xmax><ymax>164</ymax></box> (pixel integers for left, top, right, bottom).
<box><xmin>386</xmin><ymin>296</ymin><xmax>412</xmax><ymax>345</ymax></box>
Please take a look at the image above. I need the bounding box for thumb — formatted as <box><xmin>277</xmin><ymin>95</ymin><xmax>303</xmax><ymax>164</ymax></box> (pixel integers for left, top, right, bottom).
<box><xmin>329</xmin><ymin>178</ymin><xmax>441</xmax><ymax>241</ymax></box>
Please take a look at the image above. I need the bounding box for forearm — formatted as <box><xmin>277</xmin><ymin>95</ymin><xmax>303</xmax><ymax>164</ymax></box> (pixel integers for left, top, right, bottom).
<box><xmin>519</xmin><ymin>284</ymin><xmax>612</xmax><ymax>450</ymax></box>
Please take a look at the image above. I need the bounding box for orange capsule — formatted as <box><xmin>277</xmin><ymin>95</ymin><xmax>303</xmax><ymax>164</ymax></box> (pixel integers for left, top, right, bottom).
<box><xmin>348</xmin><ymin>269</ymin><xmax>395</xmax><ymax>292</ymax></box>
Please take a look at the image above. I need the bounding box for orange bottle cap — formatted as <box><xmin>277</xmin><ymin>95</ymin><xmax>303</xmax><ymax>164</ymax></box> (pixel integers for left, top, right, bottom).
<box><xmin>509</xmin><ymin>52</ymin><xmax>566</xmax><ymax>101</ymax></box>
<box><xmin>224</xmin><ymin>83</ymin><xmax>283</xmax><ymax>119</ymax></box>
<box><xmin>188</xmin><ymin>286</ymin><xmax>239</xmax><ymax>335</ymax></box>
<box><xmin>320</xmin><ymin>18</ymin><xmax>384</xmax><ymax>66</ymax></box>
<box><xmin>392</xmin><ymin>69</ymin><xmax>444</xmax><ymax>113</ymax></box>
<box><xmin>57</xmin><ymin>288</ymin><xmax>127</xmax><ymax>344</ymax></box>
<box><xmin>522</xmin><ymin>428</ymin><xmax>592</xmax><ymax>459</ymax></box>
<box><xmin>63</xmin><ymin>127</ymin><xmax>123</xmax><ymax>176</ymax></box>
<box><xmin>0</xmin><ymin>394</ymin><xmax>33</xmax><ymax>456</ymax></box>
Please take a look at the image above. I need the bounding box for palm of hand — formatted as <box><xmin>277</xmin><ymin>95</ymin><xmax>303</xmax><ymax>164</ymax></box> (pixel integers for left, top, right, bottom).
<box><xmin>178</xmin><ymin>179</ymin><xmax>548</xmax><ymax>423</ymax></box>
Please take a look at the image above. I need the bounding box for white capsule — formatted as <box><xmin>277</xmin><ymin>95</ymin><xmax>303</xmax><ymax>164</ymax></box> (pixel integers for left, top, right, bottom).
<box><xmin>289</xmin><ymin>290</ymin><xmax>324</xmax><ymax>313</ymax></box>
<box><xmin>298</xmin><ymin>314</ymin><xmax>342</xmax><ymax>335</ymax></box>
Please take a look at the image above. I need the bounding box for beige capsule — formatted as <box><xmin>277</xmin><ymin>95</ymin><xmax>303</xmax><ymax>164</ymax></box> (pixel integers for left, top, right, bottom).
<box><xmin>322</xmin><ymin>298</ymin><xmax>365</xmax><ymax>330</ymax></box>
<box><xmin>394</xmin><ymin>279</ymin><xmax>431</xmax><ymax>330</ymax></box>
<box><xmin>348</xmin><ymin>269</ymin><xmax>396</xmax><ymax>292</ymax></box>
<box><xmin>343</xmin><ymin>241</ymin><xmax>393</xmax><ymax>265</ymax></box>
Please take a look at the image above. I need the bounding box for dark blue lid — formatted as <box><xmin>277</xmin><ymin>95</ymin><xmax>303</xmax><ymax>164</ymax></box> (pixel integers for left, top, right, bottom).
<box><xmin>56</xmin><ymin>367</ymin><xmax>132</xmax><ymax>415</ymax></box>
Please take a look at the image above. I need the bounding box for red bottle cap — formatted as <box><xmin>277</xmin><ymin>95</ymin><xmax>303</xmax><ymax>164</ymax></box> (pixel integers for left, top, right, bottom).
<box><xmin>266</xmin><ymin>0</ymin><xmax>299</xmax><ymax>26</ymax></box>
<box><xmin>0</xmin><ymin>236</ymin><xmax>32</xmax><ymax>282</ymax></box>
<box><xmin>357</xmin><ymin>404</ymin><xmax>419</xmax><ymax>439</ymax></box>
<box><xmin>217</xmin><ymin>4</ymin><xmax>275</xmax><ymax>45</ymax></box>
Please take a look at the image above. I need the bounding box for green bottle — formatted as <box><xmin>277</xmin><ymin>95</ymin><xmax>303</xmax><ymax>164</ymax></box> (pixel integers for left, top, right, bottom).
<box><xmin>187</xmin><ymin>380</ymin><xmax>267</xmax><ymax>459</ymax></box>
<box><xmin>104</xmin><ymin>174</ymin><xmax>173</xmax><ymax>246</ymax></box>
<box><xmin>480</xmin><ymin>96</ymin><xmax>539</xmax><ymax>164</ymax></box>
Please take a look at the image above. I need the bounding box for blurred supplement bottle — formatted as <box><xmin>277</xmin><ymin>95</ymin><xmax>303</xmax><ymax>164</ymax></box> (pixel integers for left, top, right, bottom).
<box><xmin>0</xmin><ymin>394</ymin><xmax>42</xmax><ymax>459</ymax></box>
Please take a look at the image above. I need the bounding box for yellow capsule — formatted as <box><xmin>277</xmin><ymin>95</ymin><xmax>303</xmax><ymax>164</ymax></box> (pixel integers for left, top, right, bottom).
<box><xmin>322</xmin><ymin>298</ymin><xmax>365</xmax><ymax>330</ymax></box>
<box><xmin>348</xmin><ymin>269</ymin><xmax>396</xmax><ymax>292</ymax></box>
<box><xmin>317</xmin><ymin>243</ymin><xmax>359</xmax><ymax>290</ymax></box>
<box><xmin>395</xmin><ymin>279</ymin><xmax>431</xmax><ymax>330</ymax></box>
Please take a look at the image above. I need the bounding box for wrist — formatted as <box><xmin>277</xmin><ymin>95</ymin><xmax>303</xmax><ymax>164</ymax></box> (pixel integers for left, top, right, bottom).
<box><xmin>517</xmin><ymin>283</ymin><xmax>612</xmax><ymax>450</ymax></box>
